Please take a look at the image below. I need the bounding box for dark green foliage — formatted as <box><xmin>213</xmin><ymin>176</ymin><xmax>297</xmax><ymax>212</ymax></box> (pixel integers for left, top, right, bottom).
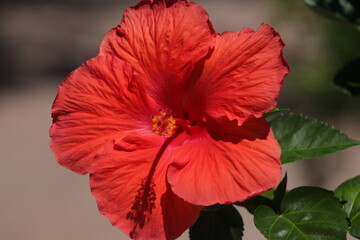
<box><xmin>189</xmin><ymin>205</ymin><xmax>243</xmax><ymax>240</ymax></box>
<box><xmin>270</xmin><ymin>114</ymin><xmax>360</xmax><ymax>163</ymax></box>
<box><xmin>264</xmin><ymin>108</ymin><xmax>290</xmax><ymax>118</ymax></box>
<box><xmin>334</xmin><ymin>58</ymin><xmax>360</xmax><ymax>96</ymax></box>
<box><xmin>254</xmin><ymin>187</ymin><xmax>348</xmax><ymax>239</ymax></box>
<box><xmin>304</xmin><ymin>0</ymin><xmax>360</xmax><ymax>25</ymax></box>
<box><xmin>335</xmin><ymin>175</ymin><xmax>360</xmax><ymax>238</ymax></box>
<box><xmin>236</xmin><ymin>174</ymin><xmax>287</xmax><ymax>214</ymax></box>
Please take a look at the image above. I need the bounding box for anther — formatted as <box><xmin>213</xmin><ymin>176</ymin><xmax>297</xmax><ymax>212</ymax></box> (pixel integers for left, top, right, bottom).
<box><xmin>151</xmin><ymin>109</ymin><xmax>177</xmax><ymax>137</ymax></box>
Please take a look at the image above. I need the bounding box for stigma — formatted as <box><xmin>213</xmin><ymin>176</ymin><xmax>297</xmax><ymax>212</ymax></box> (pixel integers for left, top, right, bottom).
<box><xmin>151</xmin><ymin>109</ymin><xmax>177</xmax><ymax>137</ymax></box>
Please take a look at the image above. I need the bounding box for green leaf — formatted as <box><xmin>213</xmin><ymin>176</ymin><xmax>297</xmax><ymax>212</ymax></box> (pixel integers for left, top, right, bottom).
<box><xmin>270</xmin><ymin>114</ymin><xmax>360</xmax><ymax>164</ymax></box>
<box><xmin>235</xmin><ymin>174</ymin><xmax>287</xmax><ymax>214</ymax></box>
<box><xmin>261</xmin><ymin>189</ymin><xmax>275</xmax><ymax>200</ymax></box>
<box><xmin>189</xmin><ymin>205</ymin><xmax>243</xmax><ymax>240</ymax></box>
<box><xmin>335</xmin><ymin>175</ymin><xmax>360</xmax><ymax>238</ymax></box>
<box><xmin>273</xmin><ymin>173</ymin><xmax>287</xmax><ymax>212</ymax></box>
<box><xmin>303</xmin><ymin>0</ymin><xmax>360</xmax><ymax>26</ymax></box>
<box><xmin>264</xmin><ymin>108</ymin><xmax>290</xmax><ymax>118</ymax></box>
<box><xmin>235</xmin><ymin>195</ymin><xmax>274</xmax><ymax>215</ymax></box>
<box><xmin>254</xmin><ymin>187</ymin><xmax>348</xmax><ymax>240</ymax></box>
<box><xmin>334</xmin><ymin>58</ymin><xmax>360</xmax><ymax>96</ymax></box>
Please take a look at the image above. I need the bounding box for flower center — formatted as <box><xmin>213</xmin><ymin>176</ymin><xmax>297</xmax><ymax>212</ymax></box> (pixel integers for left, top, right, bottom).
<box><xmin>151</xmin><ymin>109</ymin><xmax>177</xmax><ymax>137</ymax></box>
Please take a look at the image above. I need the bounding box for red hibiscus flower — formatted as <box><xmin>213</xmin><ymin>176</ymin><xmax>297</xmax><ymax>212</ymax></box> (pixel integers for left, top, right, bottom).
<box><xmin>50</xmin><ymin>0</ymin><xmax>289</xmax><ymax>239</ymax></box>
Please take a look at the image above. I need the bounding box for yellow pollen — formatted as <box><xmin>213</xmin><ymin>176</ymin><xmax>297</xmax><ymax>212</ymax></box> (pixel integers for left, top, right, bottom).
<box><xmin>151</xmin><ymin>110</ymin><xmax>177</xmax><ymax>137</ymax></box>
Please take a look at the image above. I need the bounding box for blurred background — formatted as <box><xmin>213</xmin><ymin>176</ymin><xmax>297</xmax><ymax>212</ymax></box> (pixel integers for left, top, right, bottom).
<box><xmin>1</xmin><ymin>0</ymin><xmax>359</xmax><ymax>239</ymax></box>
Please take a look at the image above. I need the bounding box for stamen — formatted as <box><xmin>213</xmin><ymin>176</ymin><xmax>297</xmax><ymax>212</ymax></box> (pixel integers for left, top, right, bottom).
<box><xmin>127</xmin><ymin>131</ymin><xmax>180</xmax><ymax>237</ymax></box>
<box><xmin>151</xmin><ymin>109</ymin><xmax>177</xmax><ymax>137</ymax></box>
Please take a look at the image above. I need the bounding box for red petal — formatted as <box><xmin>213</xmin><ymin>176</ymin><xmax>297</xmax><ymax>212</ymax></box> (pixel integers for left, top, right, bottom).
<box><xmin>167</xmin><ymin>117</ymin><xmax>282</xmax><ymax>205</ymax></box>
<box><xmin>136</xmin><ymin>0</ymin><xmax>177</xmax><ymax>7</ymax></box>
<box><xmin>100</xmin><ymin>0</ymin><xmax>215</xmax><ymax>117</ymax></box>
<box><xmin>185</xmin><ymin>24</ymin><xmax>289</xmax><ymax>125</ymax></box>
<box><xmin>90</xmin><ymin>135</ymin><xmax>201</xmax><ymax>240</ymax></box>
<box><xmin>50</xmin><ymin>55</ymin><xmax>158</xmax><ymax>174</ymax></box>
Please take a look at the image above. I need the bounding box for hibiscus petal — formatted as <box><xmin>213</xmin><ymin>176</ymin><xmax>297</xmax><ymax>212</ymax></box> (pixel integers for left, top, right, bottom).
<box><xmin>167</xmin><ymin>117</ymin><xmax>282</xmax><ymax>205</ymax></box>
<box><xmin>185</xmin><ymin>23</ymin><xmax>289</xmax><ymax>125</ymax></box>
<box><xmin>136</xmin><ymin>0</ymin><xmax>177</xmax><ymax>7</ymax></box>
<box><xmin>50</xmin><ymin>55</ymin><xmax>158</xmax><ymax>174</ymax></box>
<box><xmin>90</xmin><ymin>135</ymin><xmax>201</xmax><ymax>240</ymax></box>
<box><xmin>100</xmin><ymin>0</ymin><xmax>215</xmax><ymax>117</ymax></box>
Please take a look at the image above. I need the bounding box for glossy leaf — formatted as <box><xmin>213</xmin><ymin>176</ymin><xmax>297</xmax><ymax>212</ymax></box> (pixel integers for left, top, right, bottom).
<box><xmin>260</xmin><ymin>189</ymin><xmax>275</xmax><ymax>200</ymax></box>
<box><xmin>273</xmin><ymin>173</ymin><xmax>287</xmax><ymax>212</ymax></box>
<box><xmin>335</xmin><ymin>175</ymin><xmax>360</xmax><ymax>238</ymax></box>
<box><xmin>235</xmin><ymin>195</ymin><xmax>274</xmax><ymax>215</ymax></box>
<box><xmin>236</xmin><ymin>174</ymin><xmax>287</xmax><ymax>214</ymax></box>
<box><xmin>254</xmin><ymin>187</ymin><xmax>348</xmax><ymax>240</ymax></box>
<box><xmin>189</xmin><ymin>205</ymin><xmax>243</xmax><ymax>240</ymax></box>
<box><xmin>304</xmin><ymin>0</ymin><xmax>360</xmax><ymax>25</ymax></box>
<box><xmin>334</xmin><ymin>58</ymin><xmax>360</xmax><ymax>96</ymax></box>
<box><xmin>270</xmin><ymin>114</ymin><xmax>360</xmax><ymax>163</ymax></box>
<box><xmin>264</xmin><ymin>108</ymin><xmax>290</xmax><ymax>118</ymax></box>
